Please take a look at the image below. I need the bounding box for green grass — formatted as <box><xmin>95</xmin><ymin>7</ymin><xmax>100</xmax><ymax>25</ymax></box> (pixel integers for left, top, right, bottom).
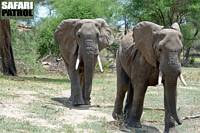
<box><xmin>0</xmin><ymin>68</ymin><xmax>199</xmax><ymax>132</ymax></box>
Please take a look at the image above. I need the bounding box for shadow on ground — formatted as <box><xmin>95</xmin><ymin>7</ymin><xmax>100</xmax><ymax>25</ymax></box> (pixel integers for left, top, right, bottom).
<box><xmin>108</xmin><ymin>121</ymin><xmax>161</xmax><ymax>133</ymax></box>
<box><xmin>0</xmin><ymin>75</ymin><xmax>69</xmax><ymax>84</ymax></box>
<box><xmin>51</xmin><ymin>97</ymin><xmax>92</xmax><ymax>110</ymax></box>
<box><xmin>131</xmin><ymin>124</ymin><xmax>161</xmax><ymax>133</ymax></box>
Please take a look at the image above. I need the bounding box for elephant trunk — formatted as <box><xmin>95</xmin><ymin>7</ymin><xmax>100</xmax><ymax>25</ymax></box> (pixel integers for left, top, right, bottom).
<box><xmin>75</xmin><ymin>54</ymin><xmax>103</xmax><ymax>72</ymax></box>
<box><xmin>76</xmin><ymin>40</ymin><xmax>100</xmax><ymax>104</ymax></box>
<box><xmin>83</xmin><ymin>53</ymin><xmax>97</xmax><ymax>104</ymax></box>
<box><xmin>164</xmin><ymin>76</ymin><xmax>182</xmax><ymax>125</ymax></box>
<box><xmin>157</xmin><ymin>70</ymin><xmax>187</xmax><ymax>86</ymax></box>
<box><xmin>75</xmin><ymin>46</ymin><xmax>104</xmax><ymax>72</ymax></box>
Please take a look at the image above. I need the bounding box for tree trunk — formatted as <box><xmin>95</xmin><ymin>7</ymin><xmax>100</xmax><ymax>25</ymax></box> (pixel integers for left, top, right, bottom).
<box><xmin>124</xmin><ymin>15</ymin><xmax>128</xmax><ymax>35</ymax></box>
<box><xmin>183</xmin><ymin>47</ymin><xmax>191</xmax><ymax>65</ymax></box>
<box><xmin>0</xmin><ymin>20</ymin><xmax>17</xmax><ymax>76</ymax></box>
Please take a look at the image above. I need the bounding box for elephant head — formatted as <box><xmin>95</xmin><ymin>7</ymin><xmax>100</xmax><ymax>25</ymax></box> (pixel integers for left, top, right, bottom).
<box><xmin>55</xmin><ymin>18</ymin><xmax>113</xmax><ymax>71</ymax></box>
<box><xmin>133</xmin><ymin>21</ymin><xmax>186</xmax><ymax>125</ymax></box>
<box><xmin>54</xmin><ymin>19</ymin><xmax>113</xmax><ymax>105</ymax></box>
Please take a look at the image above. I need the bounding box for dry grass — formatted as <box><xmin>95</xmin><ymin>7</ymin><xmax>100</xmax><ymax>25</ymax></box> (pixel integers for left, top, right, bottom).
<box><xmin>0</xmin><ymin>67</ymin><xmax>199</xmax><ymax>133</ymax></box>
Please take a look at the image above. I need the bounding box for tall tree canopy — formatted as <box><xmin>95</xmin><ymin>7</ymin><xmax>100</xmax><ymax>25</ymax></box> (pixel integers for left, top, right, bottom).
<box><xmin>52</xmin><ymin>0</ymin><xmax>120</xmax><ymax>22</ymax></box>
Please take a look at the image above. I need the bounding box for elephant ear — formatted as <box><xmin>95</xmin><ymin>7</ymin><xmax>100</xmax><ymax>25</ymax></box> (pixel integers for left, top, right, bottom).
<box><xmin>133</xmin><ymin>21</ymin><xmax>163</xmax><ymax>67</ymax></box>
<box><xmin>95</xmin><ymin>18</ymin><xmax>114</xmax><ymax>50</ymax></box>
<box><xmin>54</xmin><ymin>19</ymin><xmax>80</xmax><ymax>55</ymax></box>
<box><xmin>171</xmin><ymin>22</ymin><xmax>181</xmax><ymax>32</ymax></box>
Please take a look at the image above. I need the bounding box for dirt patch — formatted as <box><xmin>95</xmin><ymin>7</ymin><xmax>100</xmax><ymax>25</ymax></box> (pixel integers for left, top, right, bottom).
<box><xmin>58</xmin><ymin>109</ymin><xmax>113</xmax><ymax>125</ymax></box>
<box><xmin>0</xmin><ymin>89</ymin><xmax>115</xmax><ymax>130</ymax></box>
<box><xmin>0</xmin><ymin>90</ymin><xmax>57</xmax><ymax>129</ymax></box>
<box><xmin>0</xmin><ymin>103</ymin><xmax>25</xmax><ymax>119</ymax></box>
<box><xmin>55</xmin><ymin>90</ymin><xmax>114</xmax><ymax>125</ymax></box>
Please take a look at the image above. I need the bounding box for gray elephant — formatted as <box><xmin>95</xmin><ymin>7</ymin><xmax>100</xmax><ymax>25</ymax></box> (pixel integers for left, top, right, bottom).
<box><xmin>54</xmin><ymin>19</ymin><xmax>113</xmax><ymax>106</ymax></box>
<box><xmin>112</xmin><ymin>21</ymin><xmax>187</xmax><ymax>132</ymax></box>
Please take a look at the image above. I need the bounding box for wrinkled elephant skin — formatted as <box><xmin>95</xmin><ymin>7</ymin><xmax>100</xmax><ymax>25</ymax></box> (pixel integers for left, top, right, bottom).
<box><xmin>113</xmin><ymin>21</ymin><xmax>185</xmax><ymax>132</ymax></box>
<box><xmin>55</xmin><ymin>19</ymin><xmax>113</xmax><ymax>106</ymax></box>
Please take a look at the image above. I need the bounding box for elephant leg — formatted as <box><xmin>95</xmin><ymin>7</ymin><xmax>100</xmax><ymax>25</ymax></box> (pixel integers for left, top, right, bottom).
<box><xmin>113</xmin><ymin>63</ymin><xmax>129</xmax><ymax>120</ymax></box>
<box><xmin>124</xmin><ymin>82</ymin><xmax>134</xmax><ymax>122</ymax></box>
<box><xmin>83</xmin><ymin>63</ymin><xmax>95</xmax><ymax>105</ymax></box>
<box><xmin>84</xmin><ymin>77</ymin><xmax>92</xmax><ymax>105</ymax></box>
<box><xmin>126</xmin><ymin>82</ymin><xmax>147</xmax><ymax>128</ymax></box>
<box><xmin>68</xmin><ymin>67</ymin><xmax>85</xmax><ymax>106</ymax></box>
<box><xmin>79</xmin><ymin>67</ymin><xmax>85</xmax><ymax>101</ymax></box>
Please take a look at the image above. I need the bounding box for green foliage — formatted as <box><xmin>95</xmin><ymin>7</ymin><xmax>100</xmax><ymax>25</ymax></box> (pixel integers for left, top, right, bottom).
<box><xmin>11</xmin><ymin>20</ymin><xmax>44</xmax><ymax>74</ymax></box>
<box><xmin>125</xmin><ymin>0</ymin><xmax>200</xmax><ymax>26</ymax></box>
<box><xmin>107</xmin><ymin>42</ymin><xmax>119</xmax><ymax>57</ymax></box>
<box><xmin>190</xmin><ymin>57</ymin><xmax>195</xmax><ymax>64</ymax></box>
<box><xmin>52</xmin><ymin>0</ymin><xmax>119</xmax><ymax>21</ymax></box>
<box><xmin>181</xmin><ymin>24</ymin><xmax>198</xmax><ymax>48</ymax></box>
<box><xmin>36</xmin><ymin>17</ymin><xmax>62</xmax><ymax>57</ymax></box>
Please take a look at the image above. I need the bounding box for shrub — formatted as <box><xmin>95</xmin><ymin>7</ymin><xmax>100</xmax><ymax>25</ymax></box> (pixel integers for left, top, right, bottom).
<box><xmin>190</xmin><ymin>57</ymin><xmax>195</xmax><ymax>64</ymax></box>
<box><xmin>36</xmin><ymin>17</ymin><xmax>62</xmax><ymax>58</ymax></box>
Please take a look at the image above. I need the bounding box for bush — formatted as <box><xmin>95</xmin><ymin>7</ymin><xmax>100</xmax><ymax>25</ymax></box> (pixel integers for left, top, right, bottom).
<box><xmin>36</xmin><ymin>17</ymin><xmax>62</xmax><ymax>58</ymax></box>
<box><xmin>190</xmin><ymin>57</ymin><xmax>195</xmax><ymax>64</ymax></box>
<box><xmin>11</xmin><ymin>20</ymin><xmax>44</xmax><ymax>74</ymax></box>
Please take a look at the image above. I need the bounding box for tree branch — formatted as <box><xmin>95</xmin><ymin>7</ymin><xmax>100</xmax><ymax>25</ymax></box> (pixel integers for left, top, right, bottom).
<box><xmin>183</xmin><ymin>114</ymin><xmax>200</xmax><ymax>120</ymax></box>
<box><xmin>155</xmin><ymin>8</ymin><xmax>166</xmax><ymax>26</ymax></box>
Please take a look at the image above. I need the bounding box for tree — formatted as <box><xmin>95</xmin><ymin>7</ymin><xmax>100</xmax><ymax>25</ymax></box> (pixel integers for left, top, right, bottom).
<box><xmin>52</xmin><ymin>0</ymin><xmax>120</xmax><ymax>22</ymax></box>
<box><xmin>0</xmin><ymin>20</ymin><xmax>17</xmax><ymax>76</ymax></box>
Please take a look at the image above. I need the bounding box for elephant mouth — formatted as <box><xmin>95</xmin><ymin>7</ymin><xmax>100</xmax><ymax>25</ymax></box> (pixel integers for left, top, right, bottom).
<box><xmin>75</xmin><ymin>54</ymin><xmax>104</xmax><ymax>72</ymax></box>
<box><xmin>158</xmin><ymin>70</ymin><xmax>186</xmax><ymax>86</ymax></box>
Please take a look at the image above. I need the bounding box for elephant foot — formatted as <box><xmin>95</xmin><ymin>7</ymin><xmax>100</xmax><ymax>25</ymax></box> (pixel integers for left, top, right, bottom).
<box><xmin>126</xmin><ymin>120</ymin><xmax>142</xmax><ymax>128</ymax></box>
<box><xmin>164</xmin><ymin>117</ymin><xmax>176</xmax><ymax>133</ymax></box>
<box><xmin>112</xmin><ymin>111</ymin><xmax>123</xmax><ymax>121</ymax></box>
<box><xmin>71</xmin><ymin>95</ymin><xmax>85</xmax><ymax>106</ymax></box>
<box><xmin>120</xmin><ymin>122</ymin><xmax>141</xmax><ymax>132</ymax></box>
<box><xmin>84</xmin><ymin>100</ymin><xmax>91</xmax><ymax>105</ymax></box>
<box><xmin>68</xmin><ymin>96</ymin><xmax>72</xmax><ymax>101</ymax></box>
<box><xmin>164</xmin><ymin>127</ymin><xmax>178</xmax><ymax>133</ymax></box>
<box><xmin>120</xmin><ymin>123</ymin><xmax>132</xmax><ymax>132</ymax></box>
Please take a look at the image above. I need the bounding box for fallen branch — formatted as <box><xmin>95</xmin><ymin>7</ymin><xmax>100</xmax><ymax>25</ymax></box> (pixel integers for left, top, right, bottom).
<box><xmin>183</xmin><ymin>114</ymin><xmax>200</xmax><ymax>120</ymax></box>
<box><xmin>144</xmin><ymin>107</ymin><xmax>165</xmax><ymax>111</ymax></box>
<box><xmin>145</xmin><ymin>120</ymin><xmax>160</xmax><ymax>123</ymax></box>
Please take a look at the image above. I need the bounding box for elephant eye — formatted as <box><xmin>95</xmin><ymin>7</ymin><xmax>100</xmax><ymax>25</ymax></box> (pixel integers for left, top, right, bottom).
<box><xmin>159</xmin><ymin>48</ymin><xmax>162</xmax><ymax>52</ymax></box>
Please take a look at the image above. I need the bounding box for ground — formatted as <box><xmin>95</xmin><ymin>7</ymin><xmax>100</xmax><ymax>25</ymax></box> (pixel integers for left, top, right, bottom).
<box><xmin>0</xmin><ymin>67</ymin><xmax>199</xmax><ymax>133</ymax></box>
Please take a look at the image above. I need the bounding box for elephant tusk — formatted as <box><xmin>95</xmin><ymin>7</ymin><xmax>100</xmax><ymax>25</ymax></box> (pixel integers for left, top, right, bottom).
<box><xmin>158</xmin><ymin>71</ymin><xmax>162</xmax><ymax>85</ymax></box>
<box><xmin>97</xmin><ymin>55</ymin><xmax>104</xmax><ymax>72</ymax></box>
<box><xmin>179</xmin><ymin>74</ymin><xmax>187</xmax><ymax>86</ymax></box>
<box><xmin>75</xmin><ymin>55</ymin><xmax>80</xmax><ymax>70</ymax></box>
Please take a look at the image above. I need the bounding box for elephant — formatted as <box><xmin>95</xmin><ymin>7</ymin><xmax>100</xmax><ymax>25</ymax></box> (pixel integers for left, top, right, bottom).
<box><xmin>112</xmin><ymin>21</ymin><xmax>187</xmax><ymax>132</ymax></box>
<box><xmin>54</xmin><ymin>19</ymin><xmax>113</xmax><ymax>106</ymax></box>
